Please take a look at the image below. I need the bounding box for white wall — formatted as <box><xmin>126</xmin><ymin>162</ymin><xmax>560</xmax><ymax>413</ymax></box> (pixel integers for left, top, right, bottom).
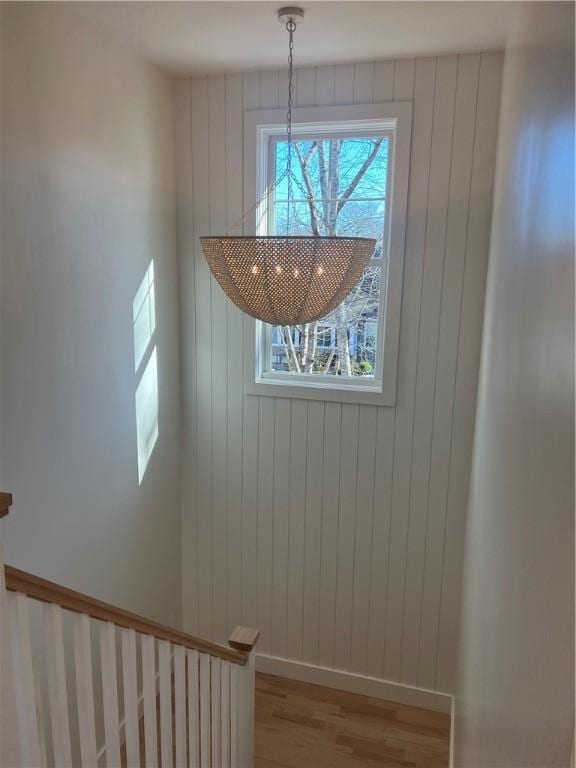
<box><xmin>0</xmin><ymin>3</ymin><xmax>181</xmax><ymax>626</ymax></box>
<box><xmin>176</xmin><ymin>52</ymin><xmax>502</xmax><ymax>692</ymax></box>
<box><xmin>456</xmin><ymin>2</ymin><xmax>574</xmax><ymax>765</ymax></box>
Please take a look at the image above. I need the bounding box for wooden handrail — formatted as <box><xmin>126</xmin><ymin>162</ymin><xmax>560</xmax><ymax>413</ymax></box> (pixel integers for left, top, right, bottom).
<box><xmin>4</xmin><ymin>565</ymin><xmax>257</xmax><ymax>666</ymax></box>
<box><xmin>0</xmin><ymin>492</ymin><xmax>13</xmax><ymax>519</ymax></box>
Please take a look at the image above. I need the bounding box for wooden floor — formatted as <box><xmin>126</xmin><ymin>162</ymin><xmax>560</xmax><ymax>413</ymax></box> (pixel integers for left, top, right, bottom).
<box><xmin>255</xmin><ymin>673</ymin><xmax>450</xmax><ymax>768</ymax></box>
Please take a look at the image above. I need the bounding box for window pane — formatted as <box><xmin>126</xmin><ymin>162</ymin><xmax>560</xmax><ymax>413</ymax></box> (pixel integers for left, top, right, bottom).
<box><xmin>274</xmin><ymin>201</ymin><xmax>316</xmax><ymax>236</ymax></box>
<box><xmin>274</xmin><ymin>199</ymin><xmax>385</xmax><ymax>247</ymax></box>
<box><xmin>275</xmin><ymin>136</ymin><xmax>389</xmax><ymax>201</ymax></box>
<box><xmin>268</xmin><ymin>264</ymin><xmax>381</xmax><ymax>377</ymax></box>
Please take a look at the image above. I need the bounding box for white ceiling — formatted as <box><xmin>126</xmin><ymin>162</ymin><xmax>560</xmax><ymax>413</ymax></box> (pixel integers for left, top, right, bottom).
<box><xmin>72</xmin><ymin>1</ymin><xmax>516</xmax><ymax>75</ymax></box>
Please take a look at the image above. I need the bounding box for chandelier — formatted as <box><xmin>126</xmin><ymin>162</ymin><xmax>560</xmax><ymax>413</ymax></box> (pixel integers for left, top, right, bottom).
<box><xmin>201</xmin><ymin>7</ymin><xmax>376</xmax><ymax>326</ymax></box>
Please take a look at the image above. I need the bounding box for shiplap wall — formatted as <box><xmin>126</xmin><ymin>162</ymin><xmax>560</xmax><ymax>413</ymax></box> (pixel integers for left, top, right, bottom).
<box><xmin>175</xmin><ymin>52</ymin><xmax>502</xmax><ymax>693</ymax></box>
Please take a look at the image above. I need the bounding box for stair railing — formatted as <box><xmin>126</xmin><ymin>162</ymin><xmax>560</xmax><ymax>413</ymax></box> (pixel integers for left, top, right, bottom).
<box><xmin>0</xmin><ymin>493</ymin><xmax>259</xmax><ymax>767</ymax></box>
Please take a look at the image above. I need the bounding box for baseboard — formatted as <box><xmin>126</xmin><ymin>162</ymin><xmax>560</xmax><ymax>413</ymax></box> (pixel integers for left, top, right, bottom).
<box><xmin>255</xmin><ymin>653</ymin><xmax>453</xmax><ymax>714</ymax></box>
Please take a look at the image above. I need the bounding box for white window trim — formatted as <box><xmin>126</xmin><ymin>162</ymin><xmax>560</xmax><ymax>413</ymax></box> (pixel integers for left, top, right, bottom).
<box><xmin>243</xmin><ymin>102</ymin><xmax>412</xmax><ymax>406</ymax></box>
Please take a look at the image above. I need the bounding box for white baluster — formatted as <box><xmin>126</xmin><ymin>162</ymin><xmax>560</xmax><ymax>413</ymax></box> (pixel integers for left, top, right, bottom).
<box><xmin>100</xmin><ymin>621</ymin><xmax>121</xmax><ymax>767</ymax></box>
<box><xmin>73</xmin><ymin>612</ymin><xmax>98</xmax><ymax>767</ymax></box>
<box><xmin>44</xmin><ymin>603</ymin><xmax>72</xmax><ymax>767</ymax></box>
<box><xmin>211</xmin><ymin>658</ymin><xmax>221</xmax><ymax>767</ymax></box>
<box><xmin>174</xmin><ymin>645</ymin><xmax>186</xmax><ymax>767</ymax></box>
<box><xmin>158</xmin><ymin>639</ymin><xmax>173</xmax><ymax>767</ymax></box>
<box><xmin>186</xmin><ymin>650</ymin><xmax>199</xmax><ymax>768</ymax></box>
<box><xmin>237</xmin><ymin>652</ymin><xmax>256</xmax><ymax>768</ymax></box>
<box><xmin>230</xmin><ymin>665</ymin><xmax>238</xmax><ymax>768</ymax></box>
<box><xmin>220</xmin><ymin>661</ymin><xmax>231</xmax><ymax>768</ymax></box>
<box><xmin>199</xmin><ymin>653</ymin><xmax>211</xmax><ymax>768</ymax></box>
<box><xmin>141</xmin><ymin>633</ymin><xmax>158</xmax><ymax>768</ymax></box>
<box><xmin>121</xmin><ymin>627</ymin><xmax>140</xmax><ymax>767</ymax></box>
<box><xmin>9</xmin><ymin>592</ymin><xmax>42</xmax><ymax>767</ymax></box>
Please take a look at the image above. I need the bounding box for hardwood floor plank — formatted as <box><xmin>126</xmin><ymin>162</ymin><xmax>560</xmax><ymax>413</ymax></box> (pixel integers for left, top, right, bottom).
<box><xmin>255</xmin><ymin>673</ymin><xmax>450</xmax><ymax>768</ymax></box>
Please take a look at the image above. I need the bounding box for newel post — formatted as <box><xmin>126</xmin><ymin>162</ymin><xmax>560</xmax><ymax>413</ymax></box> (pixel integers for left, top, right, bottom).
<box><xmin>228</xmin><ymin>626</ymin><xmax>259</xmax><ymax>768</ymax></box>
<box><xmin>0</xmin><ymin>493</ymin><xmax>12</xmax><ymax>521</ymax></box>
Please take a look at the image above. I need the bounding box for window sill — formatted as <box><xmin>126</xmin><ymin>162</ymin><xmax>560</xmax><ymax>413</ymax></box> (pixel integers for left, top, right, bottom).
<box><xmin>245</xmin><ymin>374</ymin><xmax>396</xmax><ymax>406</ymax></box>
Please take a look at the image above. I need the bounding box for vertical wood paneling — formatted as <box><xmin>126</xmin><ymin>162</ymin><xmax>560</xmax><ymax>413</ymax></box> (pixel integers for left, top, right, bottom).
<box><xmin>373</xmin><ymin>61</ymin><xmax>395</xmax><ymax>102</ymax></box>
<box><xmin>350</xmin><ymin>405</ymin><xmax>378</xmax><ymax>673</ymax></box>
<box><xmin>365</xmin><ymin>60</ymin><xmax>396</xmax><ymax>680</ymax></box>
<box><xmin>260</xmin><ymin>69</ymin><xmax>278</xmax><ymax>109</ymax></box>
<box><xmin>315</xmin><ymin>65</ymin><xmax>335</xmax><ymax>105</ymax></box>
<box><xmin>301</xmin><ymin>401</ymin><xmax>325</xmax><ymax>664</ymax></box>
<box><xmin>334</xmin><ymin>404</ymin><xmax>360</xmax><ymax>669</ymax></box>
<box><xmin>354</xmin><ymin>62</ymin><xmax>375</xmax><ymax>103</ymax></box>
<box><xmin>436</xmin><ymin>51</ymin><xmax>503</xmax><ymax>692</ymax></box>
<box><xmin>209</xmin><ymin>74</ymin><xmax>229</xmax><ymax>644</ymax></box>
<box><xmin>334</xmin><ymin>63</ymin><xmax>355</xmax><ymax>104</ymax></box>
<box><xmin>225</xmin><ymin>73</ymin><xmax>245</xmax><ymax>636</ymax></box>
<box><xmin>286</xmin><ymin>399</ymin><xmax>308</xmax><ymax>660</ymax></box>
<box><xmin>257</xmin><ymin>396</ymin><xmax>275</xmax><ymax>654</ymax></box>
<box><xmin>176</xmin><ymin>77</ymin><xmax>199</xmax><ymax>634</ymax></box>
<box><xmin>317</xmin><ymin>402</ymin><xmax>342</xmax><ymax>668</ymax></box>
<box><xmin>271</xmin><ymin>398</ymin><xmax>291</xmax><ymax>657</ymax></box>
<box><xmin>278</xmin><ymin>69</ymin><xmax>289</xmax><ymax>112</ymax></box>
<box><xmin>385</xmin><ymin>56</ymin><xmax>422</xmax><ymax>682</ymax></box>
<box><xmin>241</xmin><ymin>70</ymin><xmax>261</xmax><ymax>637</ymax></box>
<box><xmin>181</xmin><ymin>51</ymin><xmax>502</xmax><ymax>694</ymax></box>
<box><xmin>366</xmin><ymin>407</ymin><xmax>395</xmax><ymax>677</ymax></box>
<box><xmin>401</xmin><ymin>54</ymin><xmax>458</xmax><ymax>686</ymax></box>
<box><xmin>191</xmin><ymin>75</ymin><xmax>214</xmax><ymax>641</ymax></box>
<box><xmin>296</xmin><ymin>67</ymin><xmax>316</xmax><ymax>106</ymax></box>
<box><xmin>418</xmin><ymin>53</ymin><xmax>481</xmax><ymax>690</ymax></box>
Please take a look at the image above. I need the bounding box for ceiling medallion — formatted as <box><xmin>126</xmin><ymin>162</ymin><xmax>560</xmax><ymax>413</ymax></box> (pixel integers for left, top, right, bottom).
<box><xmin>201</xmin><ymin>7</ymin><xmax>376</xmax><ymax>326</ymax></box>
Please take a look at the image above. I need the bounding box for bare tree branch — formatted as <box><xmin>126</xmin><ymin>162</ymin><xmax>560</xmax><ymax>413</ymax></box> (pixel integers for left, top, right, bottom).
<box><xmin>294</xmin><ymin>142</ymin><xmax>321</xmax><ymax>236</ymax></box>
<box><xmin>281</xmin><ymin>326</ymin><xmax>301</xmax><ymax>372</ymax></box>
<box><xmin>337</xmin><ymin>138</ymin><xmax>383</xmax><ymax>214</ymax></box>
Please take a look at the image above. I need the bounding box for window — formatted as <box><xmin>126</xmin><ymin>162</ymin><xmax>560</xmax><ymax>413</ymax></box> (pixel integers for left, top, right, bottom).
<box><xmin>266</xmin><ymin>132</ymin><xmax>388</xmax><ymax>381</ymax></box>
<box><xmin>245</xmin><ymin>102</ymin><xmax>411</xmax><ymax>405</ymax></box>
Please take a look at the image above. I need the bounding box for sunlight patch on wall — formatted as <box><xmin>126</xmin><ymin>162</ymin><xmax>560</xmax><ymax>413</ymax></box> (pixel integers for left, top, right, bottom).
<box><xmin>133</xmin><ymin>260</ymin><xmax>158</xmax><ymax>484</ymax></box>
<box><xmin>135</xmin><ymin>346</ymin><xmax>158</xmax><ymax>484</ymax></box>
<box><xmin>133</xmin><ymin>260</ymin><xmax>156</xmax><ymax>371</ymax></box>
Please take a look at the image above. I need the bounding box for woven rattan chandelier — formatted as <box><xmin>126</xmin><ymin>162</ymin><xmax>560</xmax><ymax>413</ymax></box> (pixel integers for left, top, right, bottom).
<box><xmin>201</xmin><ymin>7</ymin><xmax>376</xmax><ymax>326</ymax></box>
